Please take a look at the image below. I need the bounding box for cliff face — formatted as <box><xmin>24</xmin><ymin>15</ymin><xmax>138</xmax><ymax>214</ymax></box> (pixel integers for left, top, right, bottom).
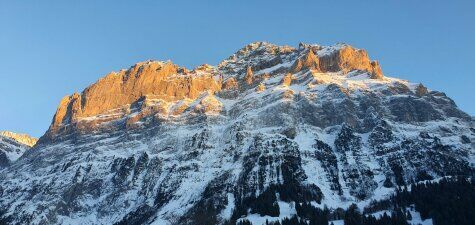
<box><xmin>44</xmin><ymin>42</ymin><xmax>386</xmax><ymax>142</ymax></box>
<box><xmin>46</xmin><ymin>61</ymin><xmax>222</xmax><ymax>140</ymax></box>
<box><xmin>318</xmin><ymin>45</ymin><xmax>383</xmax><ymax>79</ymax></box>
<box><xmin>291</xmin><ymin>44</ymin><xmax>383</xmax><ymax>79</ymax></box>
<box><xmin>4</xmin><ymin>41</ymin><xmax>472</xmax><ymax>225</ymax></box>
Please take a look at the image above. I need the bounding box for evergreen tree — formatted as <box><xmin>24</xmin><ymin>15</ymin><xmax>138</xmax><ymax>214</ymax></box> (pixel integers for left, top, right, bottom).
<box><xmin>383</xmin><ymin>177</ymin><xmax>393</xmax><ymax>188</ymax></box>
<box><xmin>344</xmin><ymin>204</ymin><xmax>362</xmax><ymax>225</ymax></box>
<box><xmin>237</xmin><ymin>219</ymin><xmax>253</xmax><ymax>225</ymax></box>
<box><xmin>251</xmin><ymin>188</ymin><xmax>280</xmax><ymax>217</ymax></box>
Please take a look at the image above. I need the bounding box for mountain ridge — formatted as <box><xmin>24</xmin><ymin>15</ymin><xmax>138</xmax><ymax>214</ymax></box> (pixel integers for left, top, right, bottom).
<box><xmin>0</xmin><ymin>131</ymin><xmax>37</xmax><ymax>168</ymax></box>
<box><xmin>1</xmin><ymin>41</ymin><xmax>473</xmax><ymax>225</ymax></box>
<box><xmin>41</xmin><ymin>42</ymin><xmax>388</xmax><ymax>143</ymax></box>
<box><xmin>0</xmin><ymin>131</ymin><xmax>37</xmax><ymax>147</ymax></box>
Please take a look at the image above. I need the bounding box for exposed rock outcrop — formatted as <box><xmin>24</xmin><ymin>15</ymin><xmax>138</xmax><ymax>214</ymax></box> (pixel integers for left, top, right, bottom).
<box><xmin>291</xmin><ymin>49</ymin><xmax>320</xmax><ymax>73</ymax></box>
<box><xmin>290</xmin><ymin>44</ymin><xmax>383</xmax><ymax>79</ymax></box>
<box><xmin>319</xmin><ymin>45</ymin><xmax>383</xmax><ymax>79</ymax></box>
<box><xmin>282</xmin><ymin>73</ymin><xmax>293</xmax><ymax>86</ymax></box>
<box><xmin>244</xmin><ymin>66</ymin><xmax>254</xmax><ymax>85</ymax></box>
<box><xmin>415</xmin><ymin>83</ymin><xmax>429</xmax><ymax>97</ymax></box>
<box><xmin>46</xmin><ymin>61</ymin><xmax>222</xmax><ymax>139</ymax></box>
<box><xmin>222</xmin><ymin>78</ymin><xmax>238</xmax><ymax>90</ymax></box>
<box><xmin>256</xmin><ymin>83</ymin><xmax>266</xmax><ymax>92</ymax></box>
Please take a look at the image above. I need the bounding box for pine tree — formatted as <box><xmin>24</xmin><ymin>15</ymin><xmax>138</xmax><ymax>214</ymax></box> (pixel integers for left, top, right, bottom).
<box><xmin>344</xmin><ymin>204</ymin><xmax>362</xmax><ymax>225</ymax></box>
<box><xmin>237</xmin><ymin>219</ymin><xmax>253</xmax><ymax>225</ymax></box>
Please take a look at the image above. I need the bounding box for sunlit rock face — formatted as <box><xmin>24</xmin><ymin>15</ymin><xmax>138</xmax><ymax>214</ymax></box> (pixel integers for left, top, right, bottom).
<box><xmin>1</xmin><ymin>42</ymin><xmax>473</xmax><ymax>225</ymax></box>
<box><xmin>44</xmin><ymin>42</ymin><xmax>387</xmax><ymax>143</ymax></box>
<box><xmin>44</xmin><ymin>61</ymin><xmax>222</xmax><ymax>140</ymax></box>
<box><xmin>318</xmin><ymin>44</ymin><xmax>383</xmax><ymax>79</ymax></box>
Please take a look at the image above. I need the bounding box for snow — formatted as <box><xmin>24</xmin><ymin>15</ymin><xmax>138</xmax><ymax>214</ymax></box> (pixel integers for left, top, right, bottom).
<box><xmin>295</xmin><ymin>128</ymin><xmax>345</xmax><ymax>209</ymax></box>
<box><xmin>316</xmin><ymin>44</ymin><xmax>346</xmax><ymax>57</ymax></box>
<box><xmin>329</xmin><ymin>220</ymin><xmax>344</xmax><ymax>225</ymax></box>
<box><xmin>237</xmin><ymin>200</ymin><xmax>297</xmax><ymax>225</ymax></box>
<box><xmin>255</xmin><ymin>61</ymin><xmax>293</xmax><ymax>75</ymax></box>
<box><xmin>371</xmin><ymin>210</ymin><xmax>391</xmax><ymax>218</ymax></box>
<box><xmin>368</xmin><ymin>207</ymin><xmax>433</xmax><ymax>225</ymax></box>
<box><xmin>150</xmin><ymin>218</ymin><xmax>171</xmax><ymax>225</ymax></box>
<box><xmin>221</xmin><ymin>193</ymin><xmax>236</xmax><ymax>220</ymax></box>
<box><xmin>407</xmin><ymin>208</ymin><xmax>433</xmax><ymax>225</ymax></box>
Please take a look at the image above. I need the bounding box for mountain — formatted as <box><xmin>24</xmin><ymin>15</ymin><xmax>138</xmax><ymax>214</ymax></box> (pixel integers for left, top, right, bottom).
<box><xmin>0</xmin><ymin>42</ymin><xmax>473</xmax><ymax>225</ymax></box>
<box><xmin>0</xmin><ymin>131</ymin><xmax>37</xmax><ymax>168</ymax></box>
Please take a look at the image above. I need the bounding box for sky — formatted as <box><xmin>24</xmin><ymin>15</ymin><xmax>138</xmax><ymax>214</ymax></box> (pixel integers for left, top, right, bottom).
<box><xmin>0</xmin><ymin>0</ymin><xmax>474</xmax><ymax>137</ymax></box>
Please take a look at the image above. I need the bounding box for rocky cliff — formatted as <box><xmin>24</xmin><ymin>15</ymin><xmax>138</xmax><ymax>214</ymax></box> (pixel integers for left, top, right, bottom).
<box><xmin>45</xmin><ymin>61</ymin><xmax>222</xmax><ymax>140</ymax></box>
<box><xmin>42</xmin><ymin>42</ymin><xmax>385</xmax><ymax>142</ymax></box>
<box><xmin>0</xmin><ymin>42</ymin><xmax>473</xmax><ymax>225</ymax></box>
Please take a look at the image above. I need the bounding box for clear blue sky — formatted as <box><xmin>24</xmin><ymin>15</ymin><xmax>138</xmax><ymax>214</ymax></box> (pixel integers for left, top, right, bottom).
<box><xmin>1</xmin><ymin>0</ymin><xmax>474</xmax><ymax>137</ymax></box>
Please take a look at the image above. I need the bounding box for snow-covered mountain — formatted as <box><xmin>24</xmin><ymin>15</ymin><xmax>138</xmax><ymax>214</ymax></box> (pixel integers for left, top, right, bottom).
<box><xmin>0</xmin><ymin>131</ymin><xmax>37</xmax><ymax>168</ymax></box>
<box><xmin>0</xmin><ymin>42</ymin><xmax>473</xmax><ymax>225</ymax></box>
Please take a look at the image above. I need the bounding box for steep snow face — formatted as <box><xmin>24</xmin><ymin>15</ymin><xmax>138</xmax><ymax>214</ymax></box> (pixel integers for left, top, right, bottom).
<box><xmin>0</xmin><ymin>131</ymin><xmax>37</xmax><ymax>168</ymax></box>
<box><xmin>0</xmin><ymin>42</ymin><xmax>474</xmax><ymax>225</ymax></box>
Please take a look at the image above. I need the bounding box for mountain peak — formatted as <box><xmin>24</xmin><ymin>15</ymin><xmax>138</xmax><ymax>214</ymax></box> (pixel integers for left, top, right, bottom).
<box><xmin>41</xmin><ymin>42</ymin><xmax>409</xmax><ymax>142</ymax></box>
<box><xmin>0</xmin><ymin>131</ymin><xmax>37</xmax><ymax>147</ymax></box>
<box><xmin>0</xmin><ymin>131</ymin><xmax>37</xmax><ymax>168</ymax></box>
<box><xmin>1</xmin><ymin>42</ymin><xmax>473</xmax><ymax>225</ymax></box>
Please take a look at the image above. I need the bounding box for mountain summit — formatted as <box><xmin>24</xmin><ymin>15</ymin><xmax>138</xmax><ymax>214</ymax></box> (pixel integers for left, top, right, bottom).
<box><xmin>43</xmin><ymin>42</ymin><xmax>385</xmax><ymax>142</ymax></box>
<box><xmin>0</xmin><ymin>131</ymin><xmax>37</xmax><ymax>168</ymax></box>
<box><xmin>1</xmin><ymin>42</ymin><xmax>473</xmax><ymax>225</ymax></box>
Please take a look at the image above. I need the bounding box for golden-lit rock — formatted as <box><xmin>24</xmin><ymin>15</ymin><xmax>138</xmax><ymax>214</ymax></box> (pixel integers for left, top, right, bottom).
<box><xmin>256</xmin><ymin>83</ymin><xmax>266</xmax><ymax>92</ymax></box>
<box><xmin>244</xmin><ymin>66</ymin><xmax>254</xmax><ymax>85</ymax></box>
<box><xmin>261</xmin><ymin>73</ymin><xmax>270</xmax><ymax>80</ymax></box>
<box><xmin>44</xmin><ymin>42</ymin><xmax>387</xmax><ymax>141</ymax></box>
<box><xmin>370</xmin><ymin>61</ymin><xmax>383</xmax><ymax>79</ymax></box>
<box><xmin>194</xmin><ymin>93</ymin><xmax>223</xmax><ymax>114</ymax></box>
<box><xmin>292</xmin><ymin>49</ymin><xmax>320</xmax><ymax>73</ymax></box>
<box><xmin>319</xmin><ymin>45</ymin><xmax>384</xmax><ymax>79</ymax></box>
<box><xmin>223</xmin><ymin>77</ymin><xmax>239</xmax><ymax>90</ymax></box>
<box><xmin>282</xmin><ymin>90</ymin><xmax>295</xmax><ymax>99</ymax></box>
<box><xmin>282</xmin><ymin>73</ymin><xmax>293</xmax><ymax>86</ymax></box>
<box><xmin>48</xmin><ymin>61</ymin><xmax>222</xmax><ymax>136</ymax></box>
<box><xmin>172</xmin><ymin>101</ymin><xmax>191</xmax><ymax>115</ymax></box>
<box><xmin>415</xmin><ymin>83</ymin><xmax>429</xmax><ymax>97</ymax></box>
